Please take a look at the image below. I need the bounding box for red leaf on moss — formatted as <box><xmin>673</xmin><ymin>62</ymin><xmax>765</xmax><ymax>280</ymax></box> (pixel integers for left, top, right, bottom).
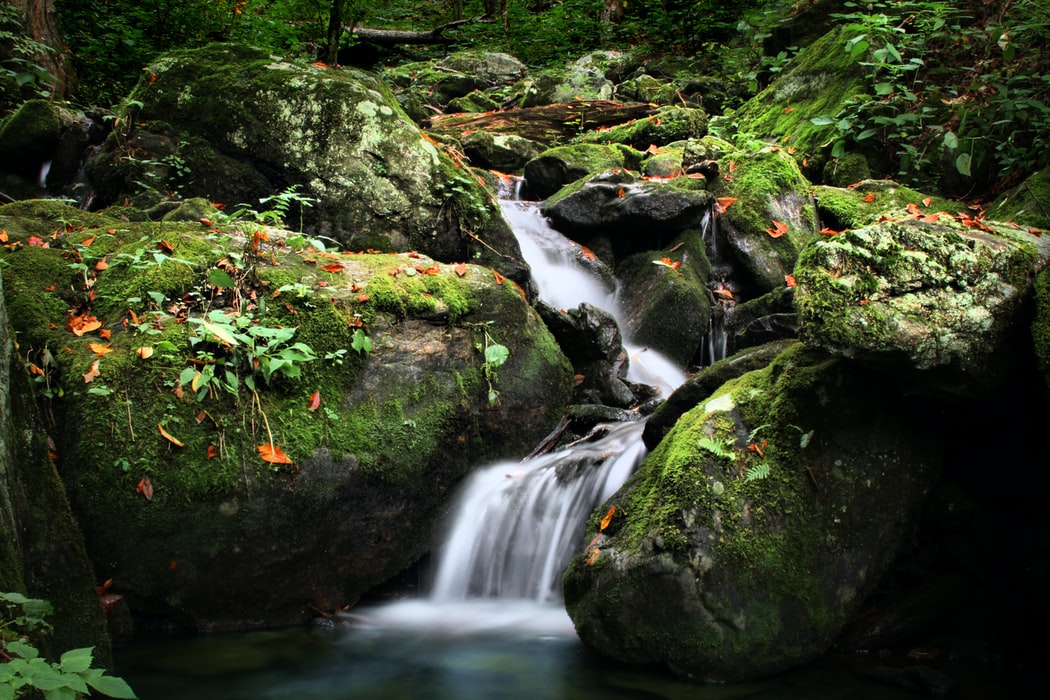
<box><xmin>764</xmin><ymin>220</ymin><xmax>788</xmax><ymax>238</ymax></box>
<box><xmin>307</xmin><ymin>390</ymin><xmax>321</xmax><ymax>411</ymax></box>
<box><xmin>258</xmin><ymin>444</ymin><xmax>293</xmax><ymax>464</ymax></box>
<box><xmin>136</xmin><ymin>477</ymin><xmax>154</xmax><ymax>501</ymax></box>
<box><xmin>321</xmin><ymin>263</ymin><xmax>344</xmax><ymax>273</ymax></box>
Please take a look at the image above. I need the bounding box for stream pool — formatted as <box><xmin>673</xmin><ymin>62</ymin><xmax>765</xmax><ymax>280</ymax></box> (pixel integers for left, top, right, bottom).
<box><xmin>113</xmin><ymin>600</ymin><xmax>1027</xmax><ymax>700</ymax></box>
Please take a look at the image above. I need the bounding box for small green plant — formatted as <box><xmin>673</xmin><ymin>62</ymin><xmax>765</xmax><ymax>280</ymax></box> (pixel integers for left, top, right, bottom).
<box><xmin>471</xmin><ymin>322</ymin><xmax>509</xmax><ymax>406</ymax></box>
<box><xmin>744</xmin><ymin>463</ymin><xmax>771</xmax><ymax>483</ymax></box>
<box><xmin>225</xmin><ymin>185</ymin><xmax>317</xmax><ymax>233</ymax></box>
<box><xmin>698</xmin><ymin>436</ymin><xmax>736</xmax><ymax>459</ymax></box>
<box><xmin>1</xmin><ymin>591</ymin><xmax>137</xmax><ymax>699</ymax></box>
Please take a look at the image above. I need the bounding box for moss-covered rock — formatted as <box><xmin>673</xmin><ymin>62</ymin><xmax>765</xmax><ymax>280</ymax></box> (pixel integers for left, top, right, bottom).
<box><xmin>461</xmin><ymin>131</ymin><xmax>544</xmax><ymax>173</ymax></box>
<box><xmin>1</xmin><ymin>268</ymin><xmax>111</xmax><ymax>664</ymax></box>
<box><xmin>729</xmin><ymin>25</ymin><xmax>869</xmax><ymax>179</ymax></box>
<box><xmin>713</xmin><ymin>146</ymin><xmax>817</xmax><ymax>294</ymax></box>
<box><xmin>523</xmin><ymin>143</ymin><xmax>642</xmax><ymax>200</ymax></box>
<box><xmin>0</xmin><ymin>201</ymin><xmax>573</xmax><ymax>632</ymax></box>
<box><xmin>1033</xmin><ymin>268</ymin><xmax>1050</xmax><ymax>391</ymax></box>
<box><xmin>542</xmin><ymin>170</ymin><xmax>713</xmax><ymax>260</ymax></box>
<box><xmin>0</xmin><ymin>98</ymin><xmax>61</xmax><ymax>180</ymax></box>
<box><xmin>813</xmin><ymin>180</ymin><xmax>966</xmax><ymax>231</ymax></box>
<box><xmin>84</xmin><ymin>43</ymin><xmax>529</xmax><ymax>287</ymax></box>
<box><xmin>576</xmin><ymin>106</ymin><xmax>708</xmax><ymax>150</ymax></box>
<box><xmin>795</xmin><ymin>218</ymin><xmax>1039</xmax><ymax>395</ymax></box>
<box><xmin>564</xmin><ymin>343</ymin><xmax>942</xmax><ymax>682</ymax></box>
<box><xmin>988</xmin><ymin>165</ymin><xmax>1050</xmax><ymax>231</ymax></box>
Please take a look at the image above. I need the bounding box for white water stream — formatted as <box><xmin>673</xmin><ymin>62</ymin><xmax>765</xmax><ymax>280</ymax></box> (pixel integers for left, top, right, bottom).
<box><xmin>350</xmin><ymin>195</ymin><xmax>695</xmax><ymax>635</ymax></box>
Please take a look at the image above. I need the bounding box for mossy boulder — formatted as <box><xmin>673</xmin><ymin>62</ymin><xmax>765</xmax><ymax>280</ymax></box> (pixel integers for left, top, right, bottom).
<box><xmin>576</xmin><ymin>106</ymin><xmax>709</xmax><ymax>150</ymax></box>
<box><xmin>729</xmin><ymin>25</ymin><xmax>869</xmax><ymax>178</ymax></box>
<box><xmin>0</xmin><ymin>99</ymin><xmax>61</xmax><ymax>181</ymax></box>
<box><xmin>1034</xmin><ymin>268</ymin><xmax>1050</xmax><ymax>391</ymax></box>
<box><xmin>541</xmin><ymin>170</ymin><xmax>713</xmax><ymax>260</ymax></box>
<box><xmin>0</xmin><ymin>200</ymin><xmax>573</xmax><ymax>632</ymax></box>
<box><xmin>614</xmin><ymin>230</ymin><xmax>712</xmax><ymax>369</ymax></box>
<box><xmin>794</xmin><ymin>218</ymin><xmax>1041</xmax><ymax>396</ymax></box>
<box><xmin>813</xmin><ymin>180</ymin><xmax>966</xmax><ymax>231</ymax></box>
<box><xmin>988</xmin><ymin>165</ymin><xmax>1050</xmax><ymax>231</ymax></box>
<box><xmin>713</xmin><ymin>146</ymin><xmax>817</xmax><ymax>293</ymax></box>
<box><xmin>437</xmin><ymin>51</ymin><xmax>528</xmax><ymax>86</ymax></box>
<box><xmin>564</xmin><ymin>343</ymin><xmax>942</xmax><ymax>682</ymax></box>
<box><xmin>1</xmin><ymin>270</ymin><xmax>112</xmax><ymax>663</ymax></box>
<box><xmin>84</xmin><ymin>43</ymin><xmax>528</xmax><ymax>287</ymax></box>
<box><xmin>523</xmin><ymin>143</ymin><xmax>642</xmax><ymax>200</ymax></box>
<box><xmin>461</xmin><ymin>131</ymin><xmax>545</xmax><ymax>173</ymax></box>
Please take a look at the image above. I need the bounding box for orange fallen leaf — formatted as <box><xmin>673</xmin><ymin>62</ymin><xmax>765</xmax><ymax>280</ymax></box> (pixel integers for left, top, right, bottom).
<box><xmin>785</xmin><ymin>274</ymin><xmax>797</xmax><ymax>287</ymax></box>
<box><xmin>81</xmin><ymin>236</ymin><xmax>96</xmax><ymax>247</ymax></box>
<box><xmin>454</xmin><ymin>262</ymin><xmax>467</xmax><ymax>277</ymax></box>
<box><xmin>307</xmin><ymin>390</ymin><xmax>321</xmax><ymax>411</ymax></box>
<box><xmin>82</xmin><ymin>360</ymin><xmax>100</xmax><ymax>383</ymax></box>
<box><xmin>818</xmin><ymin>227</ymin><xmax>842</xmax><ymax>236</ymax></box>
<box><xmin>321</xmin><ymin>263</ymin><xmax>344</xmax><ymax>273</ymax></box>
<box><xmin>68</xmin><ymin>313</ymin><xmax>103</xmax><ymax>336</ymax></box>
<box><xmin>157</xmin><ymin>240</ymin><xmax>175</xmax><ymax>254</ymax></box>
<box><xmin>87</xmin><ymin>343</ymin><xmax>112</xmax><ymax>356</ymax></box>
<box><xmin>28</xmin><ymin>235</ymin><xmax>46</xmax><ymax>247</ymax></box>
<box><xmin>580</xmin><ymin>246</ymin><xmax>596</xmax><ymax>260</ymax></box>
<box><xmin>599</xmin><ymin>505</ymin><xmax>616</xmax><ymax>531</ymax></box>
<box><xmin>765</xmin><ymin>219</ymin><xmax>789</xmax><ymax>238</ymax></box>
<box><xmin>158</xmin><ymin>423</ymin><xmax>185</xmax><ymax>447</ymax></box>
<box><xmin>922</xmin><ymin>197</ymin><xmax>933</xmax><ymax>207</ymax></box>
<box><xmin>493</xmin><ymin>270</ymin><xmax>505</xmax><ymax>285</ymax></box>
<box><xmin>207</xmin><ymin>444</ymin><xmax>218</xmax><ymax>460</ymax></box>
<box><xmin>96</xmin><ymin>579</ymin><xmax>112</xmax><ymax>596</ymax></box>
<box><xmin>137</xmin><ymin>346</ymin><xmax>154</xmax><ymax>359</ymax></box>
<box><xmin>136</xmin><ymin>477</ymin><xmax>154</xmax><ymax>501</ymax></box>
<box><xmin>784</xmin><ymin>107</ymin><xmax>794</xmax><ymax>113</ymax></box>
<box><xmin>258</xmin><ymin>444</ymin><xmax>293</xmax><ymax>464</ymax></box>
<box><xmin>95</xmin><ymin>259</ymin><xmax>109</xmax><ymax>271</ymax></box>
<box><xmin>0</xmin><ymin>230</ymin><xmax>6</xmax><ymax>242</ymax></box>
<box><xmin>715</xmin><ymin>196</ymin><xmax>737</xmax><ymax>214</ymax></box>
<box><xmin>99</xmin><ymin>328</ymin><xmax>111</xmax><ymax>340</ymax></box>
<box><xmin>585</xmin><ymin>549</ymin><xmax>601</xmax><ymax>566</ymax></box>
<box><xmin>863</xmin><ymin>192</ymin><xmax>876</xmax><ymax>202</ymax></box>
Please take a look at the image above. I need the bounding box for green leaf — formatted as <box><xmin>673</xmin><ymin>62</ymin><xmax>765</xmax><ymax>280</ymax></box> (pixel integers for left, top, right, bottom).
<box><xmin>6</xmin><ymin>640</ymin><xmax>38</xmax><ymax>659</ymax></box>
<box><xmin>86</xmin><ymin>674</ymin><xmax>138</xmax><ymax>699</ymax></box>
<box><xmin>745</xmin><ymin>463</ymin><xmax>771</xmax><ymax>482</ymax></box>
<box><xmin>943</xmin><ymin>131</ymin><xmax>959</xmax><ymax>150</ymax></box>
<box><xmin>874</xmin><ymin>82</ymin><xmax>894</xmax><ymax>95</ymax></box>
<box><xmin>809</xmin><ymin>115</ymin><xmax>836</xmax><ymax>126</ymax></box>
<box><xmin>351</xmin><ymin>329</ymin><xmax>372</xmax><ymax>354</ymax></box>
<box><xmin>484</xmin><ymin>343</ymin><xmax>509</xmax><ymax>367</ymax></box>
<box><xmin>831</xmin><ymin>140</ymin><xmax>847</xmax><ymax>159</ymax></box>
<box><xmin>698</xmin><ymin>437</ymin><xmax>735</xmax><ymax>459</ymax></box>
<box><xmin>179</xmin><ymin>366</ymin><xmax>198</xmax><ymax>386</ymax></box>
<box><xmin>207</xmin><ymin>268</ymin><xmax>237</xmax><ymax>288</ymax></box>
<box><xmin>44</xmin><ymin>686</ymin><xmax>78</xmax><ymax>700</ymax></box>
<box><xmin>201</xmin><ymin>319</ymin><xmax>239</xmax><ymax>346</ymax></box>
<box><xmin>955</xmin><ymin>152</ymin><xmax>972</xmax><ymax>177</ymax></box>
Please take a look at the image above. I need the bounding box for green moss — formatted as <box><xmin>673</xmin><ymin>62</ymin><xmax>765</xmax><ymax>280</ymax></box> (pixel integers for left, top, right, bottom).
<box><xmin>1033</xmin><ymin>268</ymin><xmax>1050</xmax><ymax>389</ymax></box>
<box><xmin>813</xmin><ymin>182</ymin><xmax>966</xmax><ymax>230</ymax></box>
<box><xmin>576</xmin><ymin>106</ymin><xmax>709</xmax><ymax>149</ymax></box>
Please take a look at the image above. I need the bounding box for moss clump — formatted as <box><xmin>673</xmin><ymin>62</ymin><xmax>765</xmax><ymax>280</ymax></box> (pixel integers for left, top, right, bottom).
<box><xmin>576</xmin><ymin>106</ymin><xmax>709</xmax><ymax>150</ymax></box>
<box><xmin>1033</xmin><ymin>268</ymin><xmax>1050</xmax><ymax>390</ymax></box>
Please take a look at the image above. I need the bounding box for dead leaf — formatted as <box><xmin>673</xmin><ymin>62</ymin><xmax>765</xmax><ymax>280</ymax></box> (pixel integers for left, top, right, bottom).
<box><xmin>82</xmin><ymin>360</ymin><xmax>100</xmax><ymax>383</ymax></box>
<box><xmin>715</xmin><ymin>196</ymin><xmax>737</xmax><ymax>214</ymax></box>
<box><xmin>157</xmin><ymin>240</ymin><xmax>175</xmax><ymax>254</ymax></box>
<box><xmin>206</xmin><ymin>444</ymin><xmax>218</xmax><ymax>460</ymax></box>
<box><xmin>135</xmin><ymin>476</ymin><xmax>154</xmax><ymax>501</ymax></box>
<box><xmin>158</xmin><ymin>423</ymin><xmax>185</xmax><ymax>447</ymax></box>
<box><xmin>321</xmin><ymin>263</ymin><xmax>344</xmax><ymax>273</ymax></box>
<box><xmin>585</xmin><ymin>548</ymin><xmax>601</xmax><ymax>566</ymax></box>
<box><xmin>136</xmin><ymin>346</ymin><xmax>154</xmax><ymax>359</ymax></box>
<box><xmin>599</xmin><ymin>505</ymin><xmax>616</xmax><ymax>531</ymax></box>
<box><xmin>454</xmin><ymin>262</ymin><xmax>467</xmax><ymax>277</ymax></box>
<box><xmin>308</xmin><ymin>390</ymin><xmax>321</xmax><ymax>411</ymax></box>
<box><xmin>764</xmin><ymin>220</ymin><xmax>789</xmax><ymax>238</ymax></box>
<box><xmin>863</xmin><ymin>192</ymin><xmax>876</xmax><ymax>202</ymax></box>
<box><xmin>493</xmin><ymin>270</ymin><xmax>505</xmax><ymax>285</ymax></box>
<box><xmin>785</xmin><ymin>274</ymin><xmax>797</xmax><ymax>287</ymax></box>
<box><xmin>87</xmin><ymin>343</ymin><xmax>113</xmax><ymax>356</ymax></box>
<box><xmin>258</xmin><ymin>444</ymin><xmax>293</xmax><ymax>464</ymax></box>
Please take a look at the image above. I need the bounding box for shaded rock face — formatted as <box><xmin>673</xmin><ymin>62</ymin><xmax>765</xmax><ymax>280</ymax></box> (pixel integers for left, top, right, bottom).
<box><xmin>0</xmin><ymin>201</ymin><xmax>573</xmax><ymax>632</ymax></box>
<box><xmin>795</xmin><ymin>218</ymin><xmax>1039</xmax><ymax>395</ymax></box>
<box><xmin>542</xmin><ymin>170</ymin><xmax>713</xmax><ymax>257</ymax></box>
<box><xmin>564</xmin><ymin>344</ymin><xmax>942</xmax><ymax>682</ymax></box>
<box><xmin>523</xmin><ymin>143</ymin><xmax>642</xmax><ymax>200</ymax></box>
<box><xmin>83</xmin><ymin>43</ymin><xmax>528</xmax><ymax>286</ymax></box>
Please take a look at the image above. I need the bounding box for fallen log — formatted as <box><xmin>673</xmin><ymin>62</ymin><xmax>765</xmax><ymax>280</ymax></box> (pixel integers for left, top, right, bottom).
<box><xmin>345</xmin><ymin>17</ymin><xmax>477</xmax><ymax>46</ymax></box>
<box><xmin>426</xmin><ymin>100</ymin><xmax>658</xmax><ymax>146</ymax></box>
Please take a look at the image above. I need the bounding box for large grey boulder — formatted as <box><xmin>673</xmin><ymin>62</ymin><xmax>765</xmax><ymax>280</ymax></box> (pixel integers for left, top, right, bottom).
<box><xmin>564</xmin><ymin>343</ymin><xmax>942</xmax><ymax>682</ymax></box>
<box><xmin>84</xmin><ymin>43</ymin><xmax>529</xmax><ymax>286</ymax></box>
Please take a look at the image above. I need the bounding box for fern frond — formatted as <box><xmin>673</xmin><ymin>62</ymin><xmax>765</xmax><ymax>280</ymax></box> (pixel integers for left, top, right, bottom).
<box><xmin>698</xmin><ymin>437</ymin><xmax>736</xmax><ymax>459</ymax></box>
<box><xmin>744</xmin><ymin>463</ymin><xmax>771</xmax><ymax>482</ymax></box>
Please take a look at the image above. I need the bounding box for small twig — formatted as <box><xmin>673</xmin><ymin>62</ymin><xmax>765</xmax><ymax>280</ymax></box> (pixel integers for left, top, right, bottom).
<box><xmin>125</xmin><ymin>392</ymin><xmax>135</xmax><ymax>441</ymax></box>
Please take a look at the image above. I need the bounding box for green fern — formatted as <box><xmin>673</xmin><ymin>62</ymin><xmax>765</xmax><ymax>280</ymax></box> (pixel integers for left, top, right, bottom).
<box><xmin>698</xmin><ymin>437</ymin><xmax>736</xmax><ymax>459</ymax></box>
<box><xmin>744</xmin><ymin>463</ymin><xmax>771</xmax><ymax>482</ymax></box>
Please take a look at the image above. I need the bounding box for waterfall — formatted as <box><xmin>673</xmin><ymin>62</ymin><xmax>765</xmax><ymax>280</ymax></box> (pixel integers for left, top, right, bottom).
<box><xmin>349</xmin><ymin>186</ymin><xmax>692</xmax><ymax>633</ymax></box>
<box><xmin>430</xmin><ymin>421</ymin><xmax>647</xmax><ymax>603</ymax></box>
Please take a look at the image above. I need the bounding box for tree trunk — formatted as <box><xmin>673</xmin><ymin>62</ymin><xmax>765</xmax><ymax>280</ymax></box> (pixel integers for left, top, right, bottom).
<box><xmin>325</xmin><ymin>0</ymin><xmax>341</xmax><ymax>65</ymax></box>
<box><xmin>9</xmin><ymin>0</ymin><xmax>73</xmax><ymax>99</ymax></box>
